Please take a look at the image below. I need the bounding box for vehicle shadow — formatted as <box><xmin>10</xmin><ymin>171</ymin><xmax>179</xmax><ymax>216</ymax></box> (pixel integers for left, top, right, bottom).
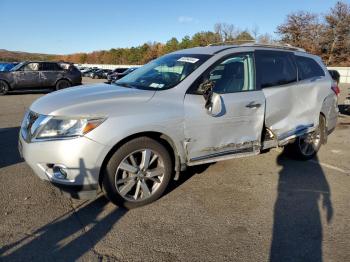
<box><xmin>270</xmin><ymin>154</ymin><xmax>333</xmax><ymax>262</ymax></box>
<box><xmin>164</xmin><ymin>163</ymin><xmax>212</xmax><ymax>196</ymax></box>
<box><xmin>0</xmin><ymin>126</ymin><xmax>23</xmax><ymax>168</ymax></box>
<box><xmin>0</xmin><ymin>195</ymin><xmax>127</xmax><ymax>261</ymax></box>
<box><xmin>7</xmin><ymin>88</ymin><xmax>52</xmax><ymax>95</ymax></box>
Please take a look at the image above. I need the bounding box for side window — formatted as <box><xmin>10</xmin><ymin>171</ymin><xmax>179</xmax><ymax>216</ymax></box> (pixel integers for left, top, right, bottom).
<box><xmin>194</xmin><ymin>53</ymin><xmax>255</xmax><ymax>94</ymax></box>
<box><xmin>51</xmin><ymin>63</ymin><xmax>62</xmax><ymax>71</ymax></box>
<box><xmin>41</xmin><ymin>63</ymin><xmax>62</xmax><ymax>71</ymax></box>
<box><xmin>22</xmin><ymin>63</ymin><xmax>39</xmax><ymax>71</ymax></box>
<box><xmin>296</xmin><ymin>56</ymin><xmax>325</xmax><ymax>80</ymax></box>
<box><xmin>255</xmin><ymin>51</ymin><xmax>297</xmax><ymax>88</ymax></box>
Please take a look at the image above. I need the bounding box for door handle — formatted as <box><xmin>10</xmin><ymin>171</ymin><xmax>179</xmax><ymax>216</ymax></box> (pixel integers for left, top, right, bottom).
<box><xmin>245</xmin><ymin>102</ymin><xmax>261</xmax><ymax>108</ymax></box>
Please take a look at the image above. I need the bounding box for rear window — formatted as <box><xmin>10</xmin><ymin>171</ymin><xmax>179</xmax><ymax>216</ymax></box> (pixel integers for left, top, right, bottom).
<box><xmin>296</xmin><ymin>56</ymin><xmax>325</xmax><ymax>80</ymax></box>
<box><xmin>255</xmin><ymin>51</ymin><xmax>297</xmax><ymax>88</ymax></box>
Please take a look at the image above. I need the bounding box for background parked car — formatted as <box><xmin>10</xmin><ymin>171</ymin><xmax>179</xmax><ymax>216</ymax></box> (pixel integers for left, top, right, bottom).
<box><xmin>90</xmin><ymin>69</ymin><xmax>112</xmax><ymax>79</ymax></box>
<box><xmin>83</xmin><ymin>68</ymin><xmax>100</xmax><ymax>77</ymax></box>
<box><xmin>0</xmin><ymin>61</ymin><xmax>81</xmax><ymax>95</ymax></box>
<box><xmin>107</xmin><ymin>67</ymin><xmax>138</xmax><ymax>83</ymax></box>
<box><xmin>0</xmin><ymin>62</ymin><xmax>19</xmax><ymax>72</ymax></box>
<box><xmin>109</xmin><ymin>67</ymin><xmax>129</xmax><ymax>75</ymax></box>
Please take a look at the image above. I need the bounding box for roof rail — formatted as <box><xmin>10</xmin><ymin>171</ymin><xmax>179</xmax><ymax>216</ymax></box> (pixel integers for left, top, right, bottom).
<box><xmin>207</xmin><ymin>40</ymin><xmax>255</xmax><ymax>46</ymax></box>
<box><xmin>239</xmin><ymin>42</ymin><xmax>306</xmax><ymax>52</ymax></box>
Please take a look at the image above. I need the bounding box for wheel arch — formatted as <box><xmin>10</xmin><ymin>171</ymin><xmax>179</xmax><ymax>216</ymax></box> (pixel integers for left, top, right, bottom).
<box><xmin>55</xmin><ymin>77</ymin><xmax>72</xmax><ymax>86</ymax></box>
<box><xmin>0</xmin><ymin>78</ymin><xmax>11</xmax><ymax>89</ymax></box>
<box><xmin>98</xmin><ymin>131</ymin><xmax>181</xmax><ymax>188</ymax></box>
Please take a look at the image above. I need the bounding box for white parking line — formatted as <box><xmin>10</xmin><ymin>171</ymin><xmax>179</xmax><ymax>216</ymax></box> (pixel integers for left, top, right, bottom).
<box><xmin>309</xmin><ymin>160</ymin><xmax>350</xmax><ymax>175</ymax></box>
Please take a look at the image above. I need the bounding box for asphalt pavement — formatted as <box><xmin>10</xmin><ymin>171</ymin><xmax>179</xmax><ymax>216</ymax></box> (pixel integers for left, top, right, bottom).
<box><xmin>0</xmin><ymin>78</ymin><xmax>349</xmax><ymax>261</ymax></box>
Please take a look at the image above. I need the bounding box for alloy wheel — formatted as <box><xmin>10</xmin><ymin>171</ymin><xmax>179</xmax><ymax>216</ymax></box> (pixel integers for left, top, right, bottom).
<box><xmin>115</xmin><ymin>149</ymin><xmax>165</xmax><ymax>201</ymax></box>
<box><xmin>298</xmin><ymin>129</ymin><xmax>321</xmax><ymax>156</ymax></box>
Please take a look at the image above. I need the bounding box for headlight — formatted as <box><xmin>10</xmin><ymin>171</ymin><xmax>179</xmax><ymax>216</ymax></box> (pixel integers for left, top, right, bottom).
<box><xmin>35</xmin><ymin>117</ymin><xmax>106</xmax><ymax>140</ymax></box>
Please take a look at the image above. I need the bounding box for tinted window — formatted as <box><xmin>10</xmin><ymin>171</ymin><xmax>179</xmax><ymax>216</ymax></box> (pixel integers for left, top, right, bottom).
<box><xmin>115</xmin><ymin>68</ymin><xmax>128</xmax><ymax>73</ymax></box>
<box><xmin>296</xmin><ymin>56</ymin><xmax>325</xmax><ymax>80</ymax></box>
<box><xmin>255</xmin><ymin>51</ymin><xmax>297</xmax><ymax>88</ymax></box>
<box><xmin>41</xmin><ymin>62</ymin><xmax>62</xmax><ymax>71</ymax></box>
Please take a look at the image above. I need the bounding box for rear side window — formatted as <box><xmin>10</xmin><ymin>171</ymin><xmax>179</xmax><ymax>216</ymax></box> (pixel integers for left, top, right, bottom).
<box><xmin>296</xmin><ymin>56</ymin><xmax>325</xmax><ymax>80</ymax></box>
<box><xmin>41</xmin><ymin>62</ymin><xmax>62</xmax><ymax>71</ymax></box>
<box><xmin>255</xmin><ymin>51</ymin><xmax>297</xmax><ymax>88</ymax></box>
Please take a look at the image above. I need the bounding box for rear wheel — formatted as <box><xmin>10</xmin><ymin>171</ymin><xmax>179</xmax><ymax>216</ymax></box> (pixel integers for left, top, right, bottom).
<box><xmin>0</xmin><ymin>80</ymin><xmax>9</xmax><ymax>95</ymax></box>
<box><xmin>285</xmin><ymin>116</ymin><xmax>325</xmax><ymax>160</ymax></box>
<box><xmin>102</xmin><ymin>137</ymin><xmax>172</xmax><ymax>209</ymax></box>
<box><xmin>55</xmin><ymin>79</ymin><xmax>71</xmax><ymax>90</ymax></box>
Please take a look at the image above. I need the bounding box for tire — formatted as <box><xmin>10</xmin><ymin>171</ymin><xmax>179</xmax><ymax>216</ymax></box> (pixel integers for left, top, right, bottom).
<box><xmin>102</xmin><ymin>137</ymin><xmax>172</xmax><ymax>209</ymax></box>
<box><xmin>93</xmin><ymin>75</ymin><xmax>98</xmax><ymax>79</ymax></box>
<box><xmin>285</xmin><ymin>115</ymin><xmax>325</xmax><ymax>160</ymax></box>
<box><xmin>0</xmin><ymin>80</ymin><xmax>9</xmax><ymax>95</ymax></box>
<box><xmin>55</xmin><ymin>79</ymin><xmax>71</xmax><ymax>90</ymax></box>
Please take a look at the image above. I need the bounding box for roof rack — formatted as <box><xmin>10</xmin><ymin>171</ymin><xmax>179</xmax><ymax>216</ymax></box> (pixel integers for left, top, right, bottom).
<box><xmin>208</xmin><ymin>40</ymin><xmax>255</xmax><ymax>46</ymax></box>
<box><xmin>239</xmin><ymin>42</ymin><xmax>305</xmax><ymax>52</ymax></box>
<box><xmin>208</xmin><ymin>41</ymin><xmax>305</xmax><ymax>52</ymax></box>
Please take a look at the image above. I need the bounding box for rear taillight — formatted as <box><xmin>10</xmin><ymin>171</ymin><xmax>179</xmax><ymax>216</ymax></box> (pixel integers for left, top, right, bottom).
<box><xmin>331</xmin><ymin>83</ymin><xmax>340</xmax><ymax>96</ymax></box>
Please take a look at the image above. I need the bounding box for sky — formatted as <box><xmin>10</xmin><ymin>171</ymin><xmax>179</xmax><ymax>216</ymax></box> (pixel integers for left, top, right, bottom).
<box><xmin>0</xmin><ymin>0</ymin><xmax>345</xmax><ymax>54</ymax></box>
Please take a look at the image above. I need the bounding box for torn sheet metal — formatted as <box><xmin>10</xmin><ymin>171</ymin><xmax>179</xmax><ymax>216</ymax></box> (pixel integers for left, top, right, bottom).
<box><xmin>263</xmin><ymin>77</ymin><xmax>331</xmax><ymax>140</ymax></box>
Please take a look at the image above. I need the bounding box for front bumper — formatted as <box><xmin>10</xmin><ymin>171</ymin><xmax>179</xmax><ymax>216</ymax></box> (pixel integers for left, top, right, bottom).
<box><xmin>19</xmin><ymin>134</ymin><xmax>109</xmax><ymax>198</ymax></box>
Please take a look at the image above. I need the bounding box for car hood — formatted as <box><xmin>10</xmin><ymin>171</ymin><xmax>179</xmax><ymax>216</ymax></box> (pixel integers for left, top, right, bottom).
<box><xmin>30</xmin><ymin>83</ymin><xmax>155</xmax><ymax>116</ymax></box>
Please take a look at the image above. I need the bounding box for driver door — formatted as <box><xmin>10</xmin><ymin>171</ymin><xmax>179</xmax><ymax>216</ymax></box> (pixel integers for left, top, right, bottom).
<box><xmin>13</xmin><ymin>62</ymin><xmax>40</xmax><ymax>89</ymax></box>
<box><xmin>184</xmin><ymin>53</ymin><xmax>265</xmax><ymax>163</ymax></box>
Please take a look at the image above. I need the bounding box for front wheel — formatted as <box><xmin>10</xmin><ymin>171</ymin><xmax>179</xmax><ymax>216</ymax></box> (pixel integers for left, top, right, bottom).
<box><xmin>102</xmin><ymin>137</ymin><xmax>172</xmax><ymax>209</ymax></box>
<box><xmin>0</xmin><ymin>80</ymin><xmax>9</xmax><ymax>95</ymax></box>
<box><xmin>285</xmin><ymin>116</ymin><xmax>325</xmax><ymax>160</ymax></box>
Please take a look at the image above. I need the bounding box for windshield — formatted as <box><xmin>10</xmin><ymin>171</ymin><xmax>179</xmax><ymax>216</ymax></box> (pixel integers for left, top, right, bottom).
<box><xmin>10</xmin><ymin>62</ymin><xmax>25</xmax><ymax>71</ymax></box>
<box><xmin>114</xmin><ymin>54</ymin><xmax>211</xmax><ymax>90</ymax></box>
<box><xmin>124</xmin><ymin>67</ymin><xmax>136</xmax><ymax>74</ymax></box>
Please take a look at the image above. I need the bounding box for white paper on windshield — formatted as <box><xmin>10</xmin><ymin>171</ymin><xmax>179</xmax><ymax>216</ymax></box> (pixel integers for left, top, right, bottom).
<box><xmin>177</xmin><ymin>57</ymin><xmax>199</xmax><ymax>63</ymax></box>
<box><xmin>150</xmin><ymin>83</ymin><xmax>164</xmax><ymax>88</ymax></box>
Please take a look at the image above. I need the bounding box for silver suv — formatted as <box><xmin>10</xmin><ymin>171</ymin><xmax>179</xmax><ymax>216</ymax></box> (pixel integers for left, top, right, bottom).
<box><xmin>19</xmin><ymin>44</ymin><xmax>339</xmax><ymax>208</ymax></box>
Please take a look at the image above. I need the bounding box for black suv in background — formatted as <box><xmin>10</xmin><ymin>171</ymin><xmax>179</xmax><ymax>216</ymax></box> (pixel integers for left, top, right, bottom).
<box><xmin>90</xmin><ymin>69</ymin><xmax>112</xmax><ymax>79</ymax></box>
<box><xmin>107</xmin><ymin>67</ymin><xmax>138</xmax><ymax>83</ymax></box>
<box><xmin>0</xmin><ymin>61</ymin><xmax>82</xmax><ymax>95</ymax></box>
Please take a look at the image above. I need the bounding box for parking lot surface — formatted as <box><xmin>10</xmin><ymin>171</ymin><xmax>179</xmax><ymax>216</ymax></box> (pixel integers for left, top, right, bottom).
<box><xmin>0</xmin><ymin>78</ymin><xmax>349</xmax><ymax>261</ymax></box>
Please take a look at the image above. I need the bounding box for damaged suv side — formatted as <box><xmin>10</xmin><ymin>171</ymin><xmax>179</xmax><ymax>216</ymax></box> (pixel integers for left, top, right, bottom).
<box><xmin>0</xmin><ymin>61</ymin><xmax>81</xmax><ymax>95</ymax></box>
<box><xmin>19</xmin><ymin>44</ymin><xmax>338</xmax><ymax>208</ymax></box>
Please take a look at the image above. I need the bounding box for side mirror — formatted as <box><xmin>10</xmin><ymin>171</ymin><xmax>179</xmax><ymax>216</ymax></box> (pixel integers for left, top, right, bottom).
<box><xmin>199</xmin><ymin>79</ymin><xmax>214</xmax><ymax>109</ymax></box>
<box><xmin>207</xmin><ymin>92</ymin><xmax>224</xmax><ymax>117</ymax></box>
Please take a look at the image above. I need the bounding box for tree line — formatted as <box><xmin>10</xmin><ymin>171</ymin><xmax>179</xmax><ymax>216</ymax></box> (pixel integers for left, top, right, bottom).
<box><xmin>276</xmin><ymin>1</ymin><xmax>350</xmax><ymax>66</ymax></box>
<box><xmin>1</xmin><ymin>1</ymin><xmax>349</xmax><ymax>66</ymax></box>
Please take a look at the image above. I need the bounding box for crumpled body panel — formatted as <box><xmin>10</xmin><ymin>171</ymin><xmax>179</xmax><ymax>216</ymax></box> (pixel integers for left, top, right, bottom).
<box><xmin>263</xmin><ymin>77</ymin><xmax>332</xmax><ymax>141</ymax></box>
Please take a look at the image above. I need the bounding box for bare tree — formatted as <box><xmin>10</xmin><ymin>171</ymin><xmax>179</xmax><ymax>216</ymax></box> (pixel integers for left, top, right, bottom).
<box><xmin>251</xmin><ymin>25</ymin><xmax>260</xmax><ymax>42</ymax></box>
<box><xmin>257</xmin><ymin>33</ymin><xmax>275</xmax><ymax>44</ymax></box>
<box><xmin>323</xmin><ymin>1</ymin><xmax>350</xmax><ymax>65</ymax></box>
<box><xmin>214</xmin><ymin>23</ymin><xmax>240</xmax><ymax>42</ymax></box>
<box><xmin>276</xmin><ymin>11</ymin><xmax>322</xmax><ymax>53</ymax></box>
